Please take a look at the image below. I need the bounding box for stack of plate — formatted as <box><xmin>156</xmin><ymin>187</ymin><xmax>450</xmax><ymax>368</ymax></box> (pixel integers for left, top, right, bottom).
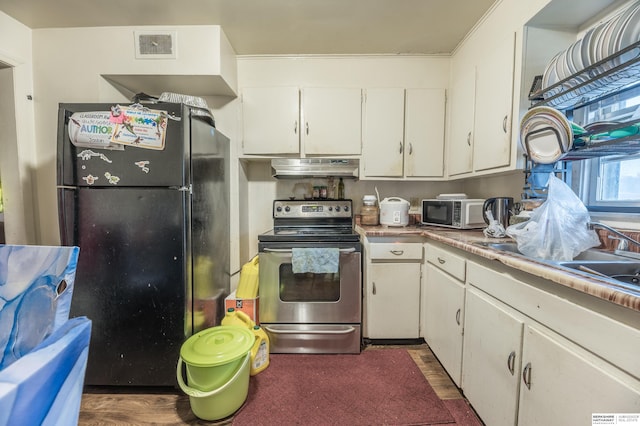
<box><xmin>542</xmin><ymin>1</ymin><xmax>640</xmax><ymax>94</ymax></box>
<box><xmin>519</xmin><ymin>106</ymin><xmax>586</xmax><ymax>164</ymax></box>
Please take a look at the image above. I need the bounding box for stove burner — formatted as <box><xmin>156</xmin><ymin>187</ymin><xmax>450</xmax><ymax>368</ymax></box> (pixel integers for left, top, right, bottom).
<box><xmin>261</xmin><ymin>199</ymin><xmax>357</xmax><ymax>243</ymax></box>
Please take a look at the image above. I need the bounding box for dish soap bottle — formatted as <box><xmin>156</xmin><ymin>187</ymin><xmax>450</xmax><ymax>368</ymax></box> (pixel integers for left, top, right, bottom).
<box><xmin>337</xmin><ymin>178</ymin><xmax>345</xmax><ymax>199</ymax></box>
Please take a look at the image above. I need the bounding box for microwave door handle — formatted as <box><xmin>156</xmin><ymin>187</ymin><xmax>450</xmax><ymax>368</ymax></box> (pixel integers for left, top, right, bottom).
<box><xmin>263</xmin><ymin>247</ymin><xmax>356</xmax><ymax>253</ymax></box>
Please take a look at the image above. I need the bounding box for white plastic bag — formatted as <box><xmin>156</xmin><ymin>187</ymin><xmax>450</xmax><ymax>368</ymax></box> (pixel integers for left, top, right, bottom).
<box><xmin>506</xmin><ymin>174</ymin><xmax>600</xmax><ymax>261</ymax></box>
<box><xmin>483</xmin><ymin>210</ymin><xmax>507</xmax><ymax>238</ymax></box>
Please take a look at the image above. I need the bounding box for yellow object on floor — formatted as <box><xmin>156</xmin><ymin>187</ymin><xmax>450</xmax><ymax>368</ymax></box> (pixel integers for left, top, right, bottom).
<box><xmin>250</xmin><ymin>325</ymin><xmax>270</xmax><ymax>376</ymax></box>
<box><xmin>220</xmin><ymin>308</ymin><xmax>270</xmax><ymax>375</ymax></box>
<box><xmin>236</xmin><ymin>256</ymin><xmax>259</xmax><ymax>299</ymax></box>
<box><xmin>221</xmin><ymin>308</ymin><xmax>256</xmax><ymax>328</ymax></box>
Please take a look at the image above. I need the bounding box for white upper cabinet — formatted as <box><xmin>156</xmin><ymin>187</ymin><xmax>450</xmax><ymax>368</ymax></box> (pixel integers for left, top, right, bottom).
<box><xmin>241</xmin><ymin>86</ymin><xmax>362</xmax><ymax>156</ymax></box>
<box><xmin>473</xmin><ymin>33</ymin><xmax>516</xmax><ymax>172</ymax></box>
<box><xmin>301</xmin><ymin>88</ymin><xmax>362</xmax><ymax>156</ymax></box>
<box><xmin>241</xmin><ymin>86</ymin><xmax>300</xmax><ymax>155</ymax></box>
<box><xmin>362</xmin><ymin>88</ymin><xmax>405</xmax><ymax>177</ymax></box>
<box><xmin>405</xmin><ymin>88</ymin><xmax>446</xmax><ymax>177</ymax></box>
<box><xmin>363</xmin><ymin>88</ymin><xmax>445</xmax><ymax>179</ymax></box>
<box><xmin>447</xmin><ymin>31</ymin><xmax>516</xmax><ymax>177</ymax></box>
<box><xmin>446</xmin><ymin>65</ymin><xmax>476</xmax><ymax>176</ymax></box>
<box><xmin>446</xmin><ymin>0</ymin><xmax>522</xmax><ymax>178</ymax></box>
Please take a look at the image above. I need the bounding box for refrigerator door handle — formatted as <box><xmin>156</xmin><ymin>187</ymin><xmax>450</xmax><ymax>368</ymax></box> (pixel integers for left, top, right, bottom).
<box><xmin>57</xmin><ymin>186</ymin><xmax>77</xmax><ymax>246</ymax></box>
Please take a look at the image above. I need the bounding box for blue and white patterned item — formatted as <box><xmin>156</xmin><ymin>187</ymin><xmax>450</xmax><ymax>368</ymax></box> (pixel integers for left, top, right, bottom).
<box><xmin>291</xmin><ymin>247</ymin><xmax>340</xmax><ymax>274</ymax></box>
<box><xmin>0</xmin><ymin>245</ymin><xmax>80</xmax><ymax>369</ymax></box>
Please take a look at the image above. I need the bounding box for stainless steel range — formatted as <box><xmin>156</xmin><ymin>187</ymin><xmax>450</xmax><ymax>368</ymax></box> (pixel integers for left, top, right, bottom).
<box><xmin>258</xmin><ymin>199</ymin><xmax>362</xmax><ymax>354</ymax></box>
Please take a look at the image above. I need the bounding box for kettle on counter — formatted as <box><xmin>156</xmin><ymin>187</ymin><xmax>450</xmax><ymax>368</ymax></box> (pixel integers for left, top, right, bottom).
<box><xmin>483</xmin><ymin>197</ymin><xmax>514</xmax><ymax>230</ymax></box>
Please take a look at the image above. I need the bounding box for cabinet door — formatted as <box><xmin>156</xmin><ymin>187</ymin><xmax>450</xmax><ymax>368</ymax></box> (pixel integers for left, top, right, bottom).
<box><xmin>447</xmin><ymin>64</ymin><xmax>475</xmax><ymax>177</ymax></box>
<box><xmin>366</xmin><ymin>262</ymin><xmax>421</xmax><ymax>339</ymax></box>
<box><xmin>473</xmin><ymin>32</ymin><xmax>515</xmax><ymax>172</ymax></box>
<box><xmin>463</xmin><ymin>288</ymin><xmax>524</xmax><ymax>426</ymax></box>
<box><xmin>362</xmin><ymin>88</ymin><xmax>405</xmax><ymax>177</ymax></box>
<box><xmin>423</xmin><ymin>264</ymin><xmax>465</xmax><ymax>386</ymax></box>
<box><xmin>404</xmin><ymin>88</ymin><xmax>445</xmax><ymax>178</ymax></box>
<box><xmin>518</xmin><ymin>325</ymin><xmax>640</xmax><ymax>426</ymax></box>
<box><xmin>241</xmin><ymin>87</ymin><xmax>300</xmax><ymax>155</ymax></box>
<box><xmin>302</xmin><ymin>88</ymin><xmax>362</xmax><ymax>155</ymax></box>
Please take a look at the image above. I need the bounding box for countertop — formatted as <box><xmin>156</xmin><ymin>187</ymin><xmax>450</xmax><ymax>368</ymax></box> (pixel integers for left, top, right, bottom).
<box><xmin>357</xmin><ymin>223</ymin><xmax>640</xmax><ymax>312</ymax></box>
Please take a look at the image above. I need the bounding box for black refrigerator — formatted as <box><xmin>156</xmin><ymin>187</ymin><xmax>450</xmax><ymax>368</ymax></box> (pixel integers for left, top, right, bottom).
<box><xmin>56</xmin><ymin>102</ymin><xmax>230</xmax><ymax>386</ymax></box>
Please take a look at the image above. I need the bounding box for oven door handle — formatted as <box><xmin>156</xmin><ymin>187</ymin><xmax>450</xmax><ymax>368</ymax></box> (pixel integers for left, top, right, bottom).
<box><xmin>262</xmin><ymin>248</ymin><xmax>357</xmax><ymax>253</ymax></box>
<box><xmin>262</xmin><ymin>326</ymin><xmax>357</xmax><ymax>335</ymax></box>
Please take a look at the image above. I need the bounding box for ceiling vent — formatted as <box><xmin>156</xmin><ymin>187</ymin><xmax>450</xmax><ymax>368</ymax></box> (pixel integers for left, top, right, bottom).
<box><xmin>134</xmin><ymin>31</ymin><xmax>177</xmax><ymax>59</ymax></box>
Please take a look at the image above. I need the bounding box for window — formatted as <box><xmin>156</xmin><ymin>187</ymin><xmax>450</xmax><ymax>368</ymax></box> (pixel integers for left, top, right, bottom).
<box><xmin>571</xmin><ymin>154</ymin><xmax>640</xmax><ymax>212</ymax></box>
<box><xmin>568</xmin><ymin>86</ymin><xmax>640</xmax><ymax>213</ymax></box>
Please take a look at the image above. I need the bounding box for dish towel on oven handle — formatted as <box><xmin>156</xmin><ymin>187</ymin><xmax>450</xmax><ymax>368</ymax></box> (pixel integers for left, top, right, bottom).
<box><xmin>291</xmin><ymin>248</ymin><xmax>340</xmax><ymax>274</ymax></box>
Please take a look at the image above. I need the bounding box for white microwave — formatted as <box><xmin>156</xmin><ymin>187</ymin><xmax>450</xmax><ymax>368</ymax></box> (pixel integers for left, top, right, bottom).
<box><xmin>421</xmin><ymin>199</ymin><xmax>485</xmax><ymax>229</ymax></box>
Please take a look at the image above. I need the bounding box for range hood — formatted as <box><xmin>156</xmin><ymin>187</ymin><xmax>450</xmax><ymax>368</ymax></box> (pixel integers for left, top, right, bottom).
<box><xmin>271</xmin><ymin>158</ymin><xmax>359</xmax><ymax>179</ymax></box>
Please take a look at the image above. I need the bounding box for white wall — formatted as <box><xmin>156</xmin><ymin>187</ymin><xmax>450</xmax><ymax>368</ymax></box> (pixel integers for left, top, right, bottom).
<box><xmin>30</xmin><ymin>25</ymin><xmax>237</xmax><ymax>246</ymax></box>
<box><xmin>0</xmin><ymin>12</ymin><xmax>37</xmax><ymax>244</ymax></box>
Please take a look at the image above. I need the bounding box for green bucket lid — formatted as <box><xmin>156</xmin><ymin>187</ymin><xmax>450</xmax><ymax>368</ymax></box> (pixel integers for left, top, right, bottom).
<box><xmin>180</xmin><ymin>325</ymin><xmax>254</xmax><ymax>367</ymax></box>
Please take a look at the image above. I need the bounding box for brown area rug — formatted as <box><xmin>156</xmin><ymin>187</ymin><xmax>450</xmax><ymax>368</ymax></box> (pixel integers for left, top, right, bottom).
<box><xmin>232</xmin><ymin>349</ymin><xmax>458</xmax><ymax>425</ymax></box>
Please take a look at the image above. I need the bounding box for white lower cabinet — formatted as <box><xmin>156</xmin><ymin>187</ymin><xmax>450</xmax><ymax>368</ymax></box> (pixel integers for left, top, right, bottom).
<box><xmin>462</xmin><ymin>288</ymin><xmax>524</xmax><ymax>426</ymax></box>
<box><xmin>464</xmin><ymin>260</ymin><xmax>640</xmax><ymax>425</ymax></box>
<box><xmin>424</xmin><ymin>265</ymin><xmax>465</xmax><ymax>386</ymax></box>
<box><xmin>423</xmin><ymin>243</ymin><xmax>466</xmax><ymax>386</ymax></box>
<box><xmin>518</xmin><ymin>325</ymin><xmax>640</xmax><ymax>426</ymax></box>
<box><xmin>364</xmin><ymin>238</ymin><xmax>423</xmax><ymax>339</ymax></box>
<box><xmin>366</xmin><ymin>262</ymin><xmax>421</xmax><ymax>339</ymax></box>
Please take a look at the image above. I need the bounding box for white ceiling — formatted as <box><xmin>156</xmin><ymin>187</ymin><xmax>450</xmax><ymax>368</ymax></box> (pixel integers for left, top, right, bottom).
<box><xmin>0</xmin><ymin>0</ymin><xmax>496</xmax><ymax>55</ymax></box>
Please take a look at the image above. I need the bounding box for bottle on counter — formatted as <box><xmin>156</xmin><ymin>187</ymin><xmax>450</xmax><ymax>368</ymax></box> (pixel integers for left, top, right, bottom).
<box><xmin>337</xmin><ymin>178</ymin><xmax>345</xmax><ymax>199</ymax></box>
<box><xmin>361</xmin><ymin>195</ymin><xmax>379</xmax><ymax>226</ymax></box>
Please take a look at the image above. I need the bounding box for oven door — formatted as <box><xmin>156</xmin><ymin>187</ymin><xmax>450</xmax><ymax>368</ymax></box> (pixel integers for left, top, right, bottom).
<box><xmin>258</xmin><ymin>243</ymin><xmax>361</xmax><ymax>324</ymax></box>
<box><xmin>258</xmin><ymin>241</ymin><xmax>362</xmax><ymax>353</ymax></box>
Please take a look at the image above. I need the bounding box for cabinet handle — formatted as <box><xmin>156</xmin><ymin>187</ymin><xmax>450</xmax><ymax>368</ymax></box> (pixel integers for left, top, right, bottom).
<box><xmin>390</xmin><ymin>250</ymin><xmax>404</xmax><ymax>256</ymax></box>
<box><xmin>399</xmin><ymin>141</ymin><xmax>403</xmax><ymax>154</ymax></box>
<box><xmin>522</xmin><ymin>362</ymin><xmax>532</xmax><ymax>390</ymax></box>
<box><xmin>409</xmin><ymin>143</ymin><xmax>413</xmax><ymax>155</ymax></box>
<box><xmin>503</xmin><ymin>115</ymin><xmax>508</xmax><ymax>133</ymax></box>
<box><xmin>467</xmin><ymin>132</ymin><xmax>472</xmax><ymax>146</ymax></box>
<box><xmin>437</xmin><ymin>257</ymin><xmax>446</xmax><ymax>264</ymax></box>
<box><xmin>294</xmin><ymin>120</ymin><xmax>298</xmax><ymax>134</ymax></box>
<box><xmin>507</xmin><ymin>351</ymin><xmax>516</xmax><ymax>376</ymax></box>
<box><xmin>372</xmin><ymin>282</ymin><xmax>376</xmax><ymax>295</ymax></box>
<box><xmin>455</xmin><ymin>308</ymin><xmax>461</xmax><ymax>326</ymax></box>
<box><xmin>306</xmin><ymin>122</ymin><xmax>309</xmax><ymax>135</ymax></box>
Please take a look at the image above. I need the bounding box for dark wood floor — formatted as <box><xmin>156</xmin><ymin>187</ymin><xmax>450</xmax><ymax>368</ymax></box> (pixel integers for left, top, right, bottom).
<box><xmin>78</xmin><ymin>343</ymin><xmax>464</xmax><ymax>425</ymax></box>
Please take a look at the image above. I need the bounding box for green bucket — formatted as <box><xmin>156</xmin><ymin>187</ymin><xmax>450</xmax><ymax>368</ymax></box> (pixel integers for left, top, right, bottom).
<box><xmin>177</xmin><ymin>325</ymin><xmax>254</xmax><ymax>420</ymax></box>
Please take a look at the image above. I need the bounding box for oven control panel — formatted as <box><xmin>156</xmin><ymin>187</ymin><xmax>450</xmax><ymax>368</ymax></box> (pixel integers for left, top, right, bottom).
<box><xmin>273</xmin><ymin>200</ymin><xmax>353</xmax><ymax>218</ymax></box>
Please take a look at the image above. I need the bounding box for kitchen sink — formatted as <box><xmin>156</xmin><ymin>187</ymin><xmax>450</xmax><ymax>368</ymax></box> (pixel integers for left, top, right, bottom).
<box><xmin>556</xmin><ymin>261</ymin><xmax>640</xmax><ymax>286</ymax></box>
<box><xmin>474</xmin><ymin>241</ymin><xmax>627</xmax><ymax>262</ymax></box>
<box><xmin>474</xmin><ymin>241</ymin><xmax>640</xmax><ymax>290</ymax></box>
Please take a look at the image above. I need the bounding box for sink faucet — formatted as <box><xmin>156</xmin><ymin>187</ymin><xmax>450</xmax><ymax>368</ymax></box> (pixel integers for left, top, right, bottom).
<box><xmin>588</xmin><ymin>221</ymin><xmax>640</xmax><ymax>260</ymax></box>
